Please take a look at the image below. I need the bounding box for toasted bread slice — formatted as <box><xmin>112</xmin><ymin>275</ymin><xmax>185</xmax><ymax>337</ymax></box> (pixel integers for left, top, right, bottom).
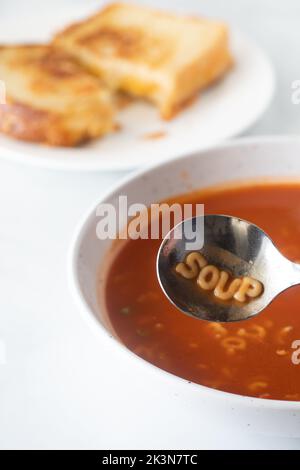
<box><xmin>54</xmin><ymin>2</ymin><xmax>233</xmax><ymax>119</ymax></box>
<box><xmin>0</xmin><ymin>45</ymin><xmax>114</xmax><ymax>146</ymax></box>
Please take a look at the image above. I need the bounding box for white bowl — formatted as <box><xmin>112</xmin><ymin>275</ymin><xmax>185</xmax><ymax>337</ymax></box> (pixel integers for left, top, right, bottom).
<box><xmin>69</xmin><ymin>136</ymin><xmax>300</xmax><ymax>439</ymax></box>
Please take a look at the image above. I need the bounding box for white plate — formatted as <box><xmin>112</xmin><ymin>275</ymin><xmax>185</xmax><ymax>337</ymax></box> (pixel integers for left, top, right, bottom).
<box><xmin>0</xmin><ymin>4</ymin><xmax>275</xmax><ymax>171</ymax></box>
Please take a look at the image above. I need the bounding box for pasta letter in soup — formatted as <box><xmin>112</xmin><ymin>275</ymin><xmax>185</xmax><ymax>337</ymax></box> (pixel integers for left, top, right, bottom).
<box><xmin>176</xmin><ymin>252</ymin><xmax>263</xmax><ymax>303</ymax></box>
<box><xmin>233</xmin><ymin>276</ymin><xmax>263</xmax><ymax>302</ymax></box>
<box><xmin>197</xmin><ymin>265</ymin><xmax>220</xmax><ymax>290</ymax></box>
<box><xmin>214</xmin><ymin>271</ymin><xmax>242</xmax><ymax>301</ymax></box>
<box><xmin>175</xmin><ymin>252</ymin><xmax>207</xmax><ymax>279</ymax></box>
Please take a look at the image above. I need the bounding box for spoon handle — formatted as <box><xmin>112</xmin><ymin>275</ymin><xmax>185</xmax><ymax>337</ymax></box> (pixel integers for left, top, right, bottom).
<box><xmin>274</xmin><ymin>260</ymin><xmax>300</xmax><ymax>296</ymax></box>
<box><xmin>289</xmin><ymin>262</ymin><xmax>300</xmax><ymax>287</ymax></box>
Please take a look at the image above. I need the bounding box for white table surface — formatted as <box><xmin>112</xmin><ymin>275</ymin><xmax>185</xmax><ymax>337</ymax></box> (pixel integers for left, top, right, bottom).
<box><xmin>1</xmin><ymin>0</ymin><xmax>300</xmax><ymax>450</ymax></box>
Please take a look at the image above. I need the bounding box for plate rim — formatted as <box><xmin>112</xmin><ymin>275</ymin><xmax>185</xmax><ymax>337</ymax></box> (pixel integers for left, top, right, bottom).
<box><xmin>0</xmin><ymin>29</ymin><xmax>276</xmax><ymax>172</ymax></box>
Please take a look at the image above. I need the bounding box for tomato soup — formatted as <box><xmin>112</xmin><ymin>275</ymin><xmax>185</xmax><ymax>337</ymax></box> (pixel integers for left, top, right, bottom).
<box><xmin>103</xmin><ymin>183</ymin><xmax>300</xmax><ymax>401</ymax></box>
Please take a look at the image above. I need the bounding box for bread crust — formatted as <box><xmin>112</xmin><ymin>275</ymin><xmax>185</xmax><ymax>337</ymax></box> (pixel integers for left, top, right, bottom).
<box><xmin>0</xmin><ymin>45</ymin><xmax>115</xmax><ymax>146</ymax></box>
<box><xmin>54</xmin><ymin>2</ymin><xmax>233</xmax><ymax>119</ymax></box>
<box><xmin>0</xmin><ymin>100</ymin><xmax>113</xmax><ymax>146</ymax></box>
<box><xmin>163</xmin><ymin>30</ymin><xmax>233</xmax><ymax>119</ymax></box>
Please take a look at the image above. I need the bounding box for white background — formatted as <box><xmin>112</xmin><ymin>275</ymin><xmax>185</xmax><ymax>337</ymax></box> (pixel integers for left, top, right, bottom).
<box><xmin>1</xmin><ymin>0</ymin><xmax>300</xmax><ymax>449</ymax></box>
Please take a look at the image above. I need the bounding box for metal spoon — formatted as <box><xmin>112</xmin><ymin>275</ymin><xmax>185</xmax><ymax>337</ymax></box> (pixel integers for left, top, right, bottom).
<box><xmin>157</xmin><ymin>215</ymin><xmax>300</xmax><ymax>322</ymax></box>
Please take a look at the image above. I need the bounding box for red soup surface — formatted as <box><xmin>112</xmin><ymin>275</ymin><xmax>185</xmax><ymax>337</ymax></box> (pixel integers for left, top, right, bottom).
<box><xmin>103</xmin><ymin>183</ymin><xmax>300</xmax><ymax>401</ymax></box>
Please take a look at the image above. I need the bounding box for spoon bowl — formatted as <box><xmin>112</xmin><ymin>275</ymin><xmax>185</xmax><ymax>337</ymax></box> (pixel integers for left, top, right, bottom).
<box><xmin>157</xmin><ymin>215</ymin><xmax>300</xmax><ymax>322</ymax></box>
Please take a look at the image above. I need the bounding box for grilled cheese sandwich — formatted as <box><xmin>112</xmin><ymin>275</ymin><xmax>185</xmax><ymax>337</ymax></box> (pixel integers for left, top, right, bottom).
<box><xmin>0</xmin><ymin>45</ymin><xmax>115</xmax><ymax>146</ymax></box>
<box><xmin>54</xmin><ymin>2</ymin><xmax>233</xmax><ymax>119</ymax></box>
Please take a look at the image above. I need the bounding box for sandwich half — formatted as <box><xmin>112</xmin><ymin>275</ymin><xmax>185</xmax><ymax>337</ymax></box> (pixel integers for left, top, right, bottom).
<box><xmin>54</xmin><ymin>2</ymin><xmax>233</xmax><ymax>119</ymax></box>
<box><xmin>0</xmin><ymin>45</ymin><xmax>114</xmax><ymax>146</ymax></box>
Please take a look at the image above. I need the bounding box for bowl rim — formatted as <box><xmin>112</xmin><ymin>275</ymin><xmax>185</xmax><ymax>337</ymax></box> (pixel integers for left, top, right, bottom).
<box><xmin>69</xmin><ymin>135</ymin><xmax>300</xmax><ymax>411</ymax></box>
